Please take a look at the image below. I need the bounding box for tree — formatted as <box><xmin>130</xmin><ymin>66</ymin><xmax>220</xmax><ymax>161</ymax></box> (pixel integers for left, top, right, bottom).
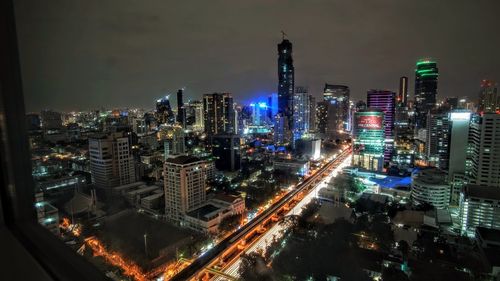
<box><xmin>239</xmin><ymin>253</ymin><xmax>275</xmax><ymax>281</ymax></box>
<box><xmin>218</xmin><ymin>214</ymin><xmax>241</xmax><ymax>233</ymax></box>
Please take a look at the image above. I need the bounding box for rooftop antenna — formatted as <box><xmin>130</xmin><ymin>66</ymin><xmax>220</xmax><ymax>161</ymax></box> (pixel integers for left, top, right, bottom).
<box><xmin>281</xmin><ymin>30</ymin><xmax>287</xmax><ymax>40</ymax></box>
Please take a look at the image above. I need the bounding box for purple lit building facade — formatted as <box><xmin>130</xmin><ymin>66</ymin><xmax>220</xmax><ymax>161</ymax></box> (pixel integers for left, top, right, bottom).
<box><xmin>367</xmin><ymin>90</ymin><xmax>396</xmax><ymax>163</ymax></box>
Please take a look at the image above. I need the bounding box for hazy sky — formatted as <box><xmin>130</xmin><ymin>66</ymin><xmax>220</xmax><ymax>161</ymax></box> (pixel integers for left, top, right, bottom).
<box><xmin>14</xmin><ymin>0</ymin><xmax>500</xmax><ymax>112</ymax></box>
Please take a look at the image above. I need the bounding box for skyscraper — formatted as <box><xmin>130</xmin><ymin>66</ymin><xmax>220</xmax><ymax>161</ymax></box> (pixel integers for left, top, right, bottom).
<box><xmin>448</xmin><ymin>111</ymin><xmax>472</xmax><ymax>205</ymax></box>
<box><xmin>276</xmin><ymin>37</ymin><xmax>294</xmax><ymax>144</ymax></box>
<box><xmin>211</xmin><ymin>134</ymin><xmax>241</xmax><ymax>172</ymax></box>
<box><xmin>185</xmin><ymin>100</ymin><xmax>204</xmax><ymax>132</ymax></box>
<box><xmin>89</xmin><ymin>132</ymin><xmax>136</xmax><ymax>189</ymax></box>
<box><xmin>40</xmin><ymin>110</ymin><xmax>62</xmax><ymax>130</ymax></box>
<box><xmin>367</xmin><ymin>90</ymin><xmax>396</xmax><ymax>162</ymax></box>
<box><xmin>164</xmin><ymin>155</ymin><xmax>206</xmax><ymax>221</ymax></box>
<box><xmin>156</xmin><ymin>96</ymin><xmax>175</xmax><ymax>125</ymax></box>
<box><xmin>352</xmin><ymin>109</ymin><xmax>385</xmax><ymax>172</ymax></box>
<box><xmin>414</xmin><ymin>59</ymin><xmax>439</xmax><ymax>129</ymax></box>
<box><xmin>466</xmin><ymin>113</ymin><xmax>500</xmax><ymax>187</ymax></box>
<box><xmin>323</xmin><ymin>84</ymin><xmax>350</xmax><ymax>134</ymax></box>
<box><xmin>203</xmin><ymin>93</ymin><xmax>235</xmax><ymax>137</ymax></box>
<box><xmin>426</xmin><ymin>109</ymin><xmax>450</xmax><ymax>169</ymax></box>
<box><xmin>292</xmin><ymin>86</ymin><xmax>311</xmax><ymax>143</ymax></box>
<box><xmin>398</xmin><ymin>76</ymin><xmax>409</xmax><ymax>106</ymax></box>
<box><xmin>176</xmin><ymin>89</ymin><xmax>185</xmax><ymax>127</ymax></box>
<box><xmin>478</xmin><ymin>79</ymin><xmax>499</xmax><ymax>113</ymax></box>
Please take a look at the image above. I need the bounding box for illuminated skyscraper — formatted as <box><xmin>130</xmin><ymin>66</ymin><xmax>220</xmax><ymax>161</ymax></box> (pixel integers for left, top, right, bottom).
<box><xmin>292</xmin><ymin>86</ymin><xmax>311</xmax><ymax>143</ymax></box>
<box><xmin>426</xmin><ymin>109</ymin><xmax>450</xmax><ymax>169</ymax></box>
<box><xmin>352</xmin><ymin>109</ymin><xmax>385</xmax><ymax>172</ymax></box>
<box><xmin>414</xmin><ymin>59</ymin><xmax>439</xmax><ymax>129</ymax></box>
<box><xmin>367</xmin><ymin>90</ymin><xmax>396</xmax><ymax>162</ymax></box>
<box><xmin>478</xmin><ymin>79</ymin><xmax>498</xmax><ymax>113</ymax></box>
<box><xmin>398</xmin><ymin>76</ymin><xmax>409</xmax><ymax>106</ymax></box>
<box><xmin>276</xmin><ymin>37</ymin><xmax>294</xmax><ymax>144</ymax></box>
<box><xmin>203</xmin><ymin>93</ymin><xmax>234</xmax><ymax>137</ymax></box>
<box><xmin>156</xmin><ymin>96</ymin><xmax>175</xmax><ymax>125</ymax></box>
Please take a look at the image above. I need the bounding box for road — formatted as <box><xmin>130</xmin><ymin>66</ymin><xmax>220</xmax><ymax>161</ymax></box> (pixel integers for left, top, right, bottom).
<box><xmin>217</xmin><ymin>154</ymin><xmax>353</xmax><ymax>280</ymax></box>
<box><xmin>169</xmin><ymin>148</ymin><xmax>352</xmax><ymax>281</ymax></box>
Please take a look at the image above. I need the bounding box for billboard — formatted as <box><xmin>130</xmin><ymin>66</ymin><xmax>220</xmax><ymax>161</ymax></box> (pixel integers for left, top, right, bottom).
<box><xmin>355</xmin><ymin>113</ymin><xmax>383</xmax><ymax>130</ymax></box>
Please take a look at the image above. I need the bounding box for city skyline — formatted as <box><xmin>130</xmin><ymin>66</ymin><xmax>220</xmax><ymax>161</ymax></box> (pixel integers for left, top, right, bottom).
<box><xmin>15</xmin><ymin>0</ymin><xmax>500</xmax><ymax>112</ymax></box>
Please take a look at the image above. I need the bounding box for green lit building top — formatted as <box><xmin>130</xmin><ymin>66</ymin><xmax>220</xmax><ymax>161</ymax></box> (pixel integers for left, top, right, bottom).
<box><xmin>414</xmin><ymin>59</ymin><xmax>439</xmax><ymax>129</ymax></box>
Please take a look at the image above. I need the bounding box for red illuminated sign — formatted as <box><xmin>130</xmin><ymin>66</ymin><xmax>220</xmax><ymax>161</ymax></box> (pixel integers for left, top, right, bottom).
<box><xmin>356</xmin><ymin>115</ymin><xmax>383</xmax><ymax>130</ymax></box>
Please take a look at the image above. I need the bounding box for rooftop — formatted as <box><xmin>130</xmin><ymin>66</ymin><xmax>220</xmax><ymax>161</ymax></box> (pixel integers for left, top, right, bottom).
<box><xmin>165</xmin><ymin>155</ymin><xmax>201</xmax><ymax>165</ymax></box>
<box><xmin>186</xmin><ymin>204</ymin><xmax>221</xmax><ymax>221</ymax></box>
<box><xmin>464</xmin><ymin>185</ymin><xmax>500</xmax><ymax>201</ymax></box>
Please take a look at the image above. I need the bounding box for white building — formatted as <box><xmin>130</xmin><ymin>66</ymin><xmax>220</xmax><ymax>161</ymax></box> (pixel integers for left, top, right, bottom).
<box><xmin>89</xmin><ymin>132</ymin><xmax>135</xmax><ymax>189</ymax></box>
<box><xmin>448</xmin><ymin>111</ymin><xmax>472</xmax><ymax>205</ymax></box>
<box><xmin>466</xmin><ymin>113</ymin><xmax>500</xmax><ymax>187</ymax></box>
<box><xmin>410</xmin><ymin>168</ymin><xmax>450</xmax><ymax>209</ymax></box>
<box><xmin>459</xmin><ymin>185</ymin><xmax>500</xmax><ymax>236</ymax></box>
<box><xmin>164</xmin><ymin>156</ymin><xmax>207</xmax><ymax>221</ymax></box>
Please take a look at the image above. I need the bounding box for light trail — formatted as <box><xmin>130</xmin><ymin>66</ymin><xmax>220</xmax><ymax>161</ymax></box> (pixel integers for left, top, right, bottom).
<box><xmin>216</xmin><ymin>155</ymin><xmax>353</xmax><ymax>280</ymax></box>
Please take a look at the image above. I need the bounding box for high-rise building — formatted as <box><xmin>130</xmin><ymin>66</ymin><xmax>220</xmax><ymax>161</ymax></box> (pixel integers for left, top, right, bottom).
<box><xmin>316</xmin><ymin>101</ymin><xmax>328</xmax><ymax>137</ymax></box>
<box><xmin>276</xmin><ymin>37</ymin><xmax>294</xmax><ymax>144</ymax></box>
<box><xmin>40</xmin><ymin>110</ymin><xmax>63</xmax><ymax>130</ymax></box>
<box><xmin>308</xmin><ymin>95</ymin><xmax>316</xmax><ymax>133</ymax></box>
<box><xmin>203</xmin><ymin>93</ymin><xmax>235</xmax><ymax>137</ymax></box>
<box><xmin>448</xmin><ymin>111</ymin><xmax>473</xmax><ymax>205</ymax></box>
<box><xmin>398</xmin><ymin>76</ymin><xmax>409</xmax><ymax>106</ymax></box>
<box><xmin>478</xmin><ymin>79</ymin><xmax>499</xmax><ymax>113</ymax></box>
<box><xmin>164</xmin><ymin>156</ymin><xmax>207</xmax><ymax>221</ymax></box>
<box><xmin>89</xmin><ymin>132</ymin><xmax>136</xmax><ymax>189</ymax></box>
<box><xmin>268</xmin><ymin>92</ymin><xmax>279</xmax><ymax>120</ymax></box>
<box><xmin>185</xmin><ymin>100</ymin><xmax>204</xmax><ymax>132</ymax></box>
<box><xmin>250</xmin><ymin>102</ymin><xmax>268</xmax><ymax>126</ymax></box>
<box><xmin>466</xmin><ymin>113</ymin><xmax>500</xmax><ymax>187</ymax></box>
<box><xmin>414</xmin><ymin>59</ymin><xmax>439</xmax><ymax>129</ymax></box>
<box><xmin>367</xmin><ymin>90</ymin><xmax>396</xmax><ymax>162</ymax></box>
<box><xmin>352</xmin><ymin>109</ymin><xmax>385</xmax><ymax>172</ymax></box>
<box><xmin>292</xmin><ymin>87</ymin><xmax>311</xmax><ymax>143</ymax></box>
<box><xmin>426</xmin><ymin>109</ymin><xmax>450</xmax><ymax>169</ymax></box>
<box><xmin>323</xmin><ymin>84</ymin><xmax>350</xmax><ymax>133</ymax></box>
<box><xmin>156</xmin><ymin>96</ymin><xmax>175</xmax><ymax>125</ymax></box>
<box><xmin>176</xmin><ymin>89</ymin><xmax>185</xmax><ymax>127</ymax></box>
<box><xmin>459</xmin><ymin>185</ymin><xmax>500</xmax><ymax>236</ymax></box>
<box><xmin>211</xmin><ymin>134</ymin><xmax>241</xmax><ymax>172</ymax></box>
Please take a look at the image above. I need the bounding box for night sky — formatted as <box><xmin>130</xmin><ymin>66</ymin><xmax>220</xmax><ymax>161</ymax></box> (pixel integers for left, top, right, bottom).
<box><xmin>14</xmin><ymin>0</ymin><xmax>500</xmax><ymax>112</ymax></box>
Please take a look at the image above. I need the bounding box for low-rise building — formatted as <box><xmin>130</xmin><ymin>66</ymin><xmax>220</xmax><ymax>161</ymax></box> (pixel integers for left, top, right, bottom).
<box><xmin>410</xmin><ymin>169</ymin><xmax>450</xmax><ymax>209</ymax></box>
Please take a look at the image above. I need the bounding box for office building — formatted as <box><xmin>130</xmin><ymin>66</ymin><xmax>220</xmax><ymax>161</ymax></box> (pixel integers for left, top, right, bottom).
<box><xmin>398</xmin><ymin>76</ymin><xmax>409</xmax><ymax>106</ymax></box>
<box><xmin>250</xmin><ymin>102</ymin><xmax>268</xmax><ymax>126</ymax></box>
<box><xmin>466</xmin><ymin>113</ymin><xmax>500</xmax><ymax>187</ymax></box>
<box><xmin>89</xmin><ymin>132</ymin><xmax>136</xmax><ymax>189</ymax></box>
<box><xmin>323</xmin><ymin>84</ymin><xmax>350</xmax><ymax>133</ymax></box>
<box><xmin>426</xmin><ymin>109</ymin><xmax>450</xmax><ymax>169</ymax></box>
<box><xmin>448</xmin><ymin>111</ymin><xmax>472</xmax><ymax>205</ymax></box>
<box><xmin>292</xmin><ymin>86</ymin><xmax>312</xmax><ymax>143</ymax></box>
<box><xmin>211</xmin><ymin>134</ymin><xmax>241</xmax><ymax>172</ymax></box>
<box><xmin>203</xmin><ymin>93</ymin><xmax>235</xmax><ymax>137</ymax></box>
<box><xmin>185</xmin><ymin>100</ymin><xmax>204</xmax><ymax>132</ymax></box>
<box><xmin>478</xmin><ymin>79</ymin><xmax>498</xmax><ymax>113</ymax></box>
<box><xmin>267</xmin><ymin>92</ymin><xmax>279</xmax><ymax>120</ymax></box>
<box><xmin>164</xmin><ymin>156</ymin><xmax>207</xmax><ymax>221</ymax></box>
<box><xmin>176</xmin><ymin>89</ymin><xmax>185</xmax><ymax>127</ymax></box>
<box><xmin>459</xmin><ymin>185</ymin><xmax>500</xmax><ymax>236</ymax></box>
<box><xmin>156</xmin><ymin>96</ymin><xmax>175</xmax><ymax>125</ymax></box>
<box><xmin>352</xmin><ymin>109</ymin><xmax>385</xmax><ymax>172</ymax></box>
<box><xmin>367</xmin><ymin>90</ymin><xmax>396</xmax><ymax>162</ymax></box>
<box><xmin>308</xmin><ymin>95</ymin><xmax>316</xmax><ymax>133</ymax></box>
<box><xmin>40</xmin><ymin>110</ymin><xmax>63</xmax><ymax>130</ymax></box>
<box><xmin>276</xmin><ymin>37</ymin><xmax>294</xmax><ymax>144</ymax></box>
<box><xmin>414</xmin><ymin>59</ymin><xmax>439</xmax><ymax>129</ymax></box>
<box><xmin>410</xmin><ymin>169</ymin><xmax>450</xmax><ymax>209</ymax></box>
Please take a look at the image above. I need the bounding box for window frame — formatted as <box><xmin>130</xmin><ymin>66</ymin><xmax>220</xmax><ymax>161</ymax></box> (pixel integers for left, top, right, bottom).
<box><xmin>0</xmin><ymin>1</ymin><xmax>109</xmax><ymax>280</ymax></box>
